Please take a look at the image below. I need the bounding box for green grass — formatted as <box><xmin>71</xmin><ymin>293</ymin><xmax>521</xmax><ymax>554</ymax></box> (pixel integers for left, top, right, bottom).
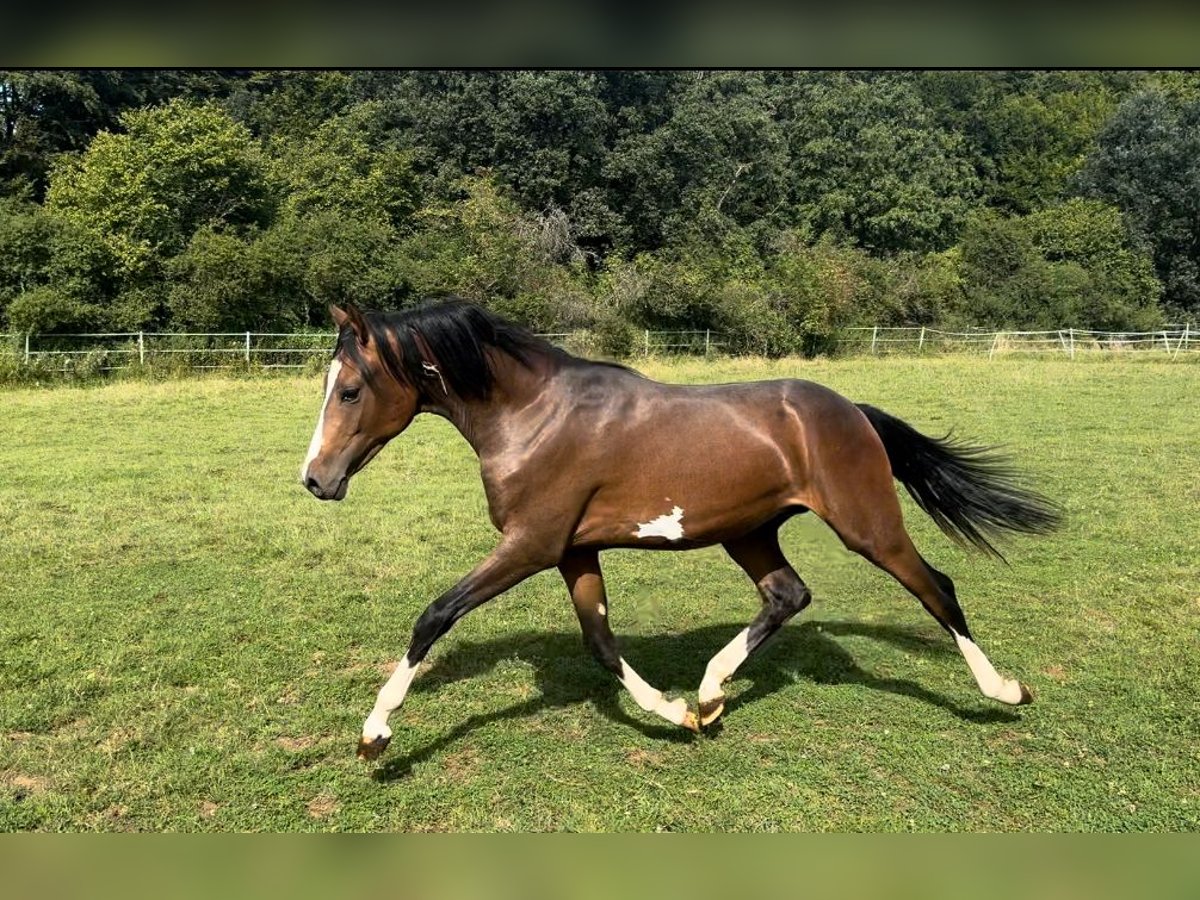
<box><xmin>1</xmin><ymin>355</ymin><xmax>1197</xmax><ymax>831</ymax></box>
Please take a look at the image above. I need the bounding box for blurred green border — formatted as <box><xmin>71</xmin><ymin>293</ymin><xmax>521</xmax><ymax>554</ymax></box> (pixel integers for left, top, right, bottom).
<box><xmin>7</xmin><ymin>8</ymin><xmax>1200</xmax><ymax>66</ymax></box>
<box><xmin>0</xmin><ymin>837</ymin><xmax>1197</xmax><ymax>899</ymax></box>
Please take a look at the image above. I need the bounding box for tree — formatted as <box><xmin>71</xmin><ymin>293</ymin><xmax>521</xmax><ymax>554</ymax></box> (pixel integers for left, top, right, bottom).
<box><xmin>983</xmin><ymin>86</ymin><xmax>1117</xmax><ymax>214</ymax></box>
<box><xmin>225</xmin><ymin>70</ymin><xmax>351</xmax><ymax>140</ymax></box>
<box><xmin>778</xmin><ymin>73</ymin><xmax>980</xmax><ymax>254</ymax></box>
<box><xmin>0</xmin><ymin>198</ymin><xmax>56</xmax><ymax>320</ymax></box>
<box><xmin>1076</xmin><ymin>89</ymin><xmax>1200</xmax><ymax>319</ymax></box>
<box><xmin>915</xmin><ymin>71</ymin><xmax>1135</xmax><ymax>215</ymax></box>
<box><xmin>0</xmin><ymin>196</ymin><xmax>118</xmax><ymax>331</ymax></box>
<box><xmin>604</xmin><ymin>71</ymin><xmax>789</xmax><ymax>253</ymax></box>
<box><xmin>957</xmin><ymin>204</ymin><xmax>1161</xmax><ymax>330</ymax></box>
<box><xmin>271</xmin><ymin>101</ymin><xmax>418</xmax><ymax>229</ymax></box>
<box><xmin>46</xmin><ymin>99</ymin><xmax>275</xmax><ymax>279</ymax></box>
<box><xmin>958</xmin><ymin>211</ymin><xmax>1084</xmax><ymax>328</ymax></box>
<box><xmin>1027</xmin><ymin>199</ymin><xmax>1161</xmax><ymax>330</ymax></box>
<box><xmin>395</xmin><ymin>175</ymin><xmax>591</xmax><ymax>330</ymax></box>
<box><xmin>1</xmin><ymin>70</ymin><xmax>246</xmax><ymax>200</ymax></box>
<box><xmin>2</xmin><ymin>72</ymin><xmax>105</xmax><ymax>200</ymax></box>
<box><xmin>263</xmin><ymin>211</ymin><xmax>408</xmax><ymax>323</ymax></box>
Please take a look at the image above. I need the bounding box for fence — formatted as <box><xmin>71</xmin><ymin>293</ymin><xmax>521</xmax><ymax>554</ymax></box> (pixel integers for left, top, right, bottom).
<box><xmin>643</xmin><ymin>329</ymin><xmax>723</xmax><ymax>355</ymax></box>
<box><xmin>1</xmin><ymin>331</ymin><xmax>337</xmax><ymax>371</ymax></box>
<box><xmin>840</xmin><ymin>325</ymin><xmax>1199</xmax><ymax>359</ymax></box>
<box><xmin>2</xmin><ymin>324</ymin><xmax>1196</xmax><ymax>374</ymax></box>
<box><xmin>0</xmin><ymin>327</ymin><xmax>728</xmax><ymax>373</ymax></box>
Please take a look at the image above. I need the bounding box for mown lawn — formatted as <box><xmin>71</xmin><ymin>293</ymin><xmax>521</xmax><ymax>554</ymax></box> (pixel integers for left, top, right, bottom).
<box><xmin>1</xmin><ymin>355</ymin><xmax>1197</xmax><ymax>831</ymax></box>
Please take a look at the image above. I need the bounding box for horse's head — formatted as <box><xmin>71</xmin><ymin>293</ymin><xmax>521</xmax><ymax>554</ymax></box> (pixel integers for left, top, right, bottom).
<box><xmin>301</xmin><ymin>304</ymin><xmax>420</xmax><ymax>501</ymax></box>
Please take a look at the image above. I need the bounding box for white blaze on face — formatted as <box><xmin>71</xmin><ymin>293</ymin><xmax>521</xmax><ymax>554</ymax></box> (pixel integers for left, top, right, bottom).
<box><xmin>953</xmin><ymin>631</ymin><xmax>1025</xmax><ymax>705</ymax></box>
<box><xmin>634</xmin><ymin>505</ymin><xmax>685</xmax><ymax>540</ymax></box>
<box><xmin>302</xmin><ymin>357</ymin><xmax>342</xmax><ymax>480</ymax></box>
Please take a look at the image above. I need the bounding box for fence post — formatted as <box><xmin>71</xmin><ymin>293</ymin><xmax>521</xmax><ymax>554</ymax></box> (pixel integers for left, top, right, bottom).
<box><xmin>1069</xmin><ymin>327</ymin><xmax>1075</xmax><ymax>360</ymax></box>
<box><xmin>644</xmin><ymin>329</ymin><xmax>650</xmax><ymax>356</ymax></box>
<box><xmin>1175</xmin><ymin>323</ymin><xmax>1190</xmax><ymax>360</ymax></box>
<box><xmin>245</xmin><ymin>331</ymin><xmax>252</xmax><ymax>364</ymax></box>
<box><xmin>989</xmin><ymin>331</ymin><xmax>1000</xmax><ymax>360</ymax></box>
<box><xmin>705</xmin><ymin>329</ymin><xmax>711</xmax><ymax>356</ymax></box>
<box><xmin>24</xmin><ymin>333</ymin><xmax>30</xmax><ymax>363</ymax></box>
<box><xmin>871</xmin><ymin>326</ymin><xmax>878</xmax><ymax>355</ymax></box>
<box><xmin>1162</xmin><ymin>330</ymin><xmax>1170</xmax><ymax>352</ymax></box>
<box><xmin>918</xmin><ymin>326</ymin><xmax>925</xmax><ymax>352</ymax></box>
<box><xmin>138</xmin><ymin>331</ymin><xmax>145</xmax><ymax>365</ymax></box>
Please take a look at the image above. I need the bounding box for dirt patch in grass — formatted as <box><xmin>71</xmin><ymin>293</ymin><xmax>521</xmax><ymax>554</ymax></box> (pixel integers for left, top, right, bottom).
<box><xmin>624</xmin><ymin>747</ymin><xmax>665</xmax><ymax>768</ymax></box>
<box><xmin>306</xmin><ymin>793</ymin><xmax>339</xmax><ymax>820</ymax></box>
<box><xmin>440</xmin><ymin>747</ymin><xmax>481</xmax><ymax>779</ymax></box>
<box><xmin>5</xmin><ymin>772</ymin><xmax>50</xmax><ymax>797</ymax></box>
<box><xmin>276</xmin><ymin>735</ymin><xmax>318</xmax><ymax>752</ymax></box>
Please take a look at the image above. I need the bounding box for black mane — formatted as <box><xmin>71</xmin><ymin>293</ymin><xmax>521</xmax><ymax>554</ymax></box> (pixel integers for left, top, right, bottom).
<box><xmin>335</xmin><ymin>299</ymin><xmax>568</xmax><ymax>401</ymax></box>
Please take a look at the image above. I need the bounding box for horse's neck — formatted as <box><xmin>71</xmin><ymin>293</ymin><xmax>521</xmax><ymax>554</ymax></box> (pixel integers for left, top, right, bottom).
<box><xmin>430</xmin><ymin>350</ymin><xmax>562</xmax><ymax>458</ymax></box>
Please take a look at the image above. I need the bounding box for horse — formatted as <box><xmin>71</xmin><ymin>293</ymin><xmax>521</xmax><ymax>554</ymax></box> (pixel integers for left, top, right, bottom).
<box><xmin>300</xmin><ymin>299</ymin><xmax>1061</xmax><ymax>761</ymax></box>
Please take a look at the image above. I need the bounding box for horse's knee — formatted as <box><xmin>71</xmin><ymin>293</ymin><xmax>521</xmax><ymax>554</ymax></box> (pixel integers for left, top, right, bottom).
<box><xmin>785</xmin><ymin>580</ymin><xmax>813</xmax><ymax>616</ymax></box>
<box><xmin>760</xmin><ymin>571</ymin><xmax>811</xmax><ymax>619</ymax></box>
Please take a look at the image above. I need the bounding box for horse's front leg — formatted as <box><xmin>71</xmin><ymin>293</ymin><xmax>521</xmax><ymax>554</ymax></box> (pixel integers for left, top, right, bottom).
<box><xmin>357</xmin><ymin>538</ymin><xmax>553</xmax><ymax>760</ymax></box>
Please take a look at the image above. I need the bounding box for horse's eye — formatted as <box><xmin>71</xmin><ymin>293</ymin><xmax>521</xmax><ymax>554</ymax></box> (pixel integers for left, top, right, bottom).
<box><xmin>340</xmin><ymin>388</ymin><xmax>361</xmax><ymax>404</ymax></box>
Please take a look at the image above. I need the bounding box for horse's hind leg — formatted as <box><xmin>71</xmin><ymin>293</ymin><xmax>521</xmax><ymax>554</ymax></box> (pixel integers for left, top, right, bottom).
<box><xmin>698</xmin><ymin>526</ymin><xmax>812</xmax><ymax>727</ymax></box>
<box><xmin>559</xmin><ymin>549</ymin><xmax>700</xmax><ymax>733</ymax></box>
<box><xmin>886</xmin><ymin>545</ymin><xmax>1030</xmax><ymax>704</ymax></box>
<box><xmin>824</xmin><ymin>486</ymin><xmax>1032</xmax><ymax>706</ymax></box>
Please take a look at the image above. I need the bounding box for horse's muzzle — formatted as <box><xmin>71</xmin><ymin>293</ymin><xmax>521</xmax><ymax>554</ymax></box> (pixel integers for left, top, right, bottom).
<box><xmin>304</xmin><ymin>473</ymin><xmax>348</xmax><ymax>501</ymax></box>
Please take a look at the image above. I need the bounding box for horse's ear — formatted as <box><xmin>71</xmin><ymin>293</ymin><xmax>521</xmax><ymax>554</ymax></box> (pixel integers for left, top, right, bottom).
<box><xmin>330</xmin><ymin>303</ymin><xmax>369</xmax><ymax>347</ymax></box>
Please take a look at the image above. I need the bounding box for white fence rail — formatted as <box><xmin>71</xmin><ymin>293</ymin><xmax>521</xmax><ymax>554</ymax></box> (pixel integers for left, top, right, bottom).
<box><xmin>0</xmin><ymin>328</ymin><xmax>728</xmax><ymax>373</ymax></box>
<box><xmin>2</xmin><ymin>324</ymin><xmax>1196</xmax><ymax>374</ymax></box>
<box><xmin>841</xmin><ymin>325</ymin><xmax>1199</xmax><ymax>359</ymax></box>
<box><xmin>1</xmin><ymin>331</ymin><xmax>339</xmax><ymax>371</ymax></box>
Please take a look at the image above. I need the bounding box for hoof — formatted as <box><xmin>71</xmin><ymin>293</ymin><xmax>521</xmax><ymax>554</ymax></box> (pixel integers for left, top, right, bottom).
<box><xmin>356</xmin><ymin>734</ymin><xmax>390</xmax><ymax>761</ymax></box>
<box><xmin>1018</xmin><ymin>682</ymin><xmax>1034</xmax><ymax>705</ymax></box>
<box><xmin>698</xmin><ymin>696</ymin><xmax>725</xmax><ymax>728</ymax></box>
<box><xmin>680</xmin><ymin>710</ymin><xmax>701</xmax><ymax>733</ymax></box>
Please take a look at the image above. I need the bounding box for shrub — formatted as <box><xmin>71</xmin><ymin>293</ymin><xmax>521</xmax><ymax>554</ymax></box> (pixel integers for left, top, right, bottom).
<box><xmin>6</xmin><ymin>285</ymin><xmax>99</xmax><ymax>333</ymax></box>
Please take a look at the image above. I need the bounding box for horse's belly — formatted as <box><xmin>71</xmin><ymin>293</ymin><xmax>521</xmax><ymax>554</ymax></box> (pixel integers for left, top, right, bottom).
<box><xmin>565</xmin><ymin>384</ymin><xmax>813</xmax><ymax>550</ymax></box>
<box><xmin>571</xmin><ymin>466</ymin><xmax>800</xmax><ymax>550</ymax></box>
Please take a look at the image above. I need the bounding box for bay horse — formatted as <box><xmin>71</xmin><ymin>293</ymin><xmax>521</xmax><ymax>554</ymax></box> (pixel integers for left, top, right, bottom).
<box><xmin>300</xmin><ymin>300</ymin><xmax>1060</xmax><ymax>761</ymax></box>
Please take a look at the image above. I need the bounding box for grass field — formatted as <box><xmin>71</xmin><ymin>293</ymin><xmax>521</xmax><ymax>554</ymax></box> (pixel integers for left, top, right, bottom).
<box><xmin>1</xmin><ymin>355</ymin><xmax>1197</xmax><ymax>831</ymax></box>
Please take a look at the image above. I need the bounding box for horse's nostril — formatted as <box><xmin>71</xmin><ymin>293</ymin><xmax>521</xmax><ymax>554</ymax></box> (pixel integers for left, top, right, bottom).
<box><xmin>305</xmin><ymin>476</ymin><xmax>322</xmax><ymax>496</ymax></box>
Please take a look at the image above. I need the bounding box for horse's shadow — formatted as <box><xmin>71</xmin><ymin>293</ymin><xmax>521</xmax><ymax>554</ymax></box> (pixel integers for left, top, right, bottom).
<box><xmin>373</xmin><ymin>619</ymin><xmax>1020</xmax><ymax>782</ymax></box>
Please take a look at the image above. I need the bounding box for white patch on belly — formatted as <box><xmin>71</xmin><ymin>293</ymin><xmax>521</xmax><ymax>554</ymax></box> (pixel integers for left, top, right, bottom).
<box><xmin>301</xmin><ymin>357</ymin><xmax>341</xmax><ymax>480</ymax></box>
<box><xmin>634</xmin><ymin>505</ymin><xmax>685</xmax><ymax>541</ymax></box>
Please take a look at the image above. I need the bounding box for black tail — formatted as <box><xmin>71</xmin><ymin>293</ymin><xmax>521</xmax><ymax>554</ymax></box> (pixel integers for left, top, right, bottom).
<box><xmin>857</xmin><ymin>404</ymin><xmax>1062</xmax><ymax>559</ymax></box>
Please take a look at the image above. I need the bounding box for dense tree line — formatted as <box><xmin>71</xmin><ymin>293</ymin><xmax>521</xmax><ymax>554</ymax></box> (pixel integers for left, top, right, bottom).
<box><xmin>1</xmin><ymin>70</ymin><xmax>1196</xmax><ymax>355</ymax></box>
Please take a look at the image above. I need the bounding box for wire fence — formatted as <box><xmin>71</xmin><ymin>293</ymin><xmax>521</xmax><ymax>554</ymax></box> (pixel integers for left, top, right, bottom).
<box><xmin>1</xmin><ymin>331</ymin><xmax>337</xmax><ymax>372</ymax></box>
<box><xmin>840</xmin><ymin>325</ymin><xmax>1199</xmax><ymax>359</ymax></box>
<box><xmin>643</xmin><ymin>329</ymin><xmax>725</xmax><ymax>355</ymax></box>
<box><xmin>0</xmin><ymin>328</ymin><xmax>727</xmax><ymax>374</ymax></box>
<box><xmin>1</xmin><ymin>324</ymin><xmax>1196</xmax><ymax>376</ymax></box>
